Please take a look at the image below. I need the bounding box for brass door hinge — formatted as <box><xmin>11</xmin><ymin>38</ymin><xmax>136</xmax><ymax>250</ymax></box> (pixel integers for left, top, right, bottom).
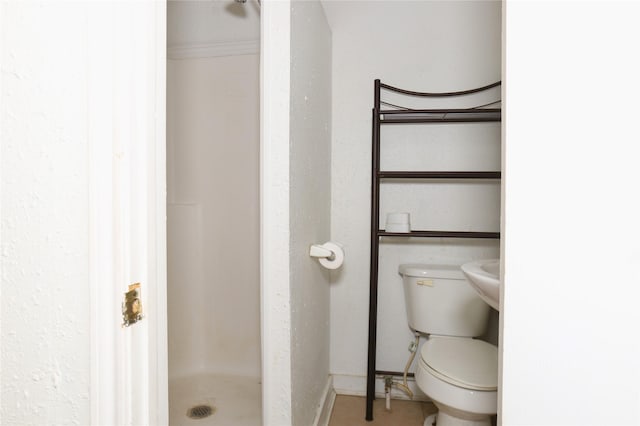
<box><xmin>122</xmin><ymin>283</ymin><xmax>144</xmax><ymax>327</ymax></box>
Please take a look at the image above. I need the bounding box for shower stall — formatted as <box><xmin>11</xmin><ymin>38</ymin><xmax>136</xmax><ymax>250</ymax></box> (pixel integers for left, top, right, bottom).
<box><xmin>166</xmin><ymin>1</ymin><xmax>332</xmax><ymax>424</ymax></box>
<box><xmin>166</xmin><ymin>2</ymin><xmax>261</xmax><ymax>424</ymax></box>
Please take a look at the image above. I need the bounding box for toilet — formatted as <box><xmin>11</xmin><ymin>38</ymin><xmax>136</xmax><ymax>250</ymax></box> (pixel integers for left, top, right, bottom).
<box><xmin>399</xmin><ymin>264</ymin><xmax>498</xmax><ymax>426</ymax></box>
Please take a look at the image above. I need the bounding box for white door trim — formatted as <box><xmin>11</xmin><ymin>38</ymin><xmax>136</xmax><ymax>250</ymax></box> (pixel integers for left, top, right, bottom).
<box><xmin>88</xmin><ymin>5</ymin><xmax>121</xmax><ymax>423</ymax></box>
<box><xmin>148</xmin><ymin>1</ymin><xmax>169</xmax><ymax>422</ymax></box>
<box><xmin>88</xmin><ymin>2</ymin><xmax>168</xmax><ymax>424</ymax></box>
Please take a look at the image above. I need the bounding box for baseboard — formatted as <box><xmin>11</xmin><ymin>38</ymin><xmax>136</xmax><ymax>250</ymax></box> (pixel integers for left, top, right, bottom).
<box><xmin>313</xmin><ymin>376</ymin><xmax>337</xmax><ymax>426</ymax></box>
<box><xmin>332</xmin><ymin>373</ymin><xmax>429</xmax><ymax>401</ymax></box>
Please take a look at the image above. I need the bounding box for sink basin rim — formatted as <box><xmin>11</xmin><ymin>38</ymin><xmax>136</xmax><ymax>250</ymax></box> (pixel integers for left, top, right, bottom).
<box><xmin>461</xmin><ymin>258</ymin><xmax>500</xmax><ymax>311</ymax></box>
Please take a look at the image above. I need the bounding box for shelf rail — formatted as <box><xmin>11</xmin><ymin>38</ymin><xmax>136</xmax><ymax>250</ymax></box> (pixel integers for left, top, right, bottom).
<box><xmin>365</xmin><ymin>79</ymin><xmax>502</xmax><ymax>421</ymax></box>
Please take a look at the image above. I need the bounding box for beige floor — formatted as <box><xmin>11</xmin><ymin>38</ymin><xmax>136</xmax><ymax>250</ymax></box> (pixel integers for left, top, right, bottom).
<box><xmin>328</xmin><ymin>395</ymin><xmax>436</xmax><ymax>426</ymax></box>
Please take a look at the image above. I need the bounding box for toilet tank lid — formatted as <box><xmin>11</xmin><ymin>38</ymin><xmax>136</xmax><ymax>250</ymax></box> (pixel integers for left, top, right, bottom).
<box><xmin>398</xmin><ymin>263</ymin><xmax>464</xmax><ymax>280</ymax></box>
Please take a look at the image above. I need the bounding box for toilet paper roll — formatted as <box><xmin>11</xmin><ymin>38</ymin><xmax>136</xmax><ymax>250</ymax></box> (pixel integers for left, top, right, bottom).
<box><xmin>318</xmin><ymin>242</ymin><xmax>345</xmax><ymax>270</ymax></box>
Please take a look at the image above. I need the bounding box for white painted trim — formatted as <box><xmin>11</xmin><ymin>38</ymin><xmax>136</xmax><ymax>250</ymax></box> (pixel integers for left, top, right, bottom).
<box><xmin>89</xmin><ymin>3</ymin><xmax>168</xmax><ymax>424</ymax></box>
<box><xmin>260</xmin><ymin>1</ymin><xmax>293</xmax><ymax>424</ymax></box>
<box><xmin>150</xmin><ymin>1</ymin><xmax>169</xmax><ymax>424</ymax></box>
<box><xmin>88</xmin><ymin>4</ymin><xmax>121</xmax><ymax>424</ymax></box>
<box><xmin>167</xmin><ymin>39</ymin><xmax>260</xmax><ymax>60</ymax></box>
<box><xmin>313</xmin><ymin>377</ymin><xmax>337</xmax><ymax>426</ymax></box>
<box><xmin>331</xmin><ymin>374</ymin><xmax>429</xmax><ymax>402</ymax></box>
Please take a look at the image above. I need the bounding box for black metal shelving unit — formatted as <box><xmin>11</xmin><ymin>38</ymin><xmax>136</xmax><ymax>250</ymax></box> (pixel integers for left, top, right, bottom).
<box><xmin>365</xmin><ymin>79</ymin><xmax>502</xmax><ymax>421</ymax></box>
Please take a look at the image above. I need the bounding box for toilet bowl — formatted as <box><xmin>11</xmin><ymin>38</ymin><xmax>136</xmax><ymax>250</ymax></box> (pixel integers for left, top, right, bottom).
<box><xmin>415</xmin><ymin>336</ymin><xmax>497</xmax><ymax>426</ymax></box>
<box><xmin>398</xmin><ymin>264</ymin><xmax>498</xmax><ymax>426</ymax></box>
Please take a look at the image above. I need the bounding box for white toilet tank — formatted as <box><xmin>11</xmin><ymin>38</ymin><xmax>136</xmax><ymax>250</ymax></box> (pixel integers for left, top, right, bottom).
<box><xmin>399</xmin><ymin>263</ymin><xmax>490</xmax><ymax>337</ymax></box>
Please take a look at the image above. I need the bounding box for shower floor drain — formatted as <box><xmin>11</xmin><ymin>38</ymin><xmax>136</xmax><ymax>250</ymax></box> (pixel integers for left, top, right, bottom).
<box><xmin>187</xmin><ymin>404</ymin><xmax>215</xmax><ymax>420</ymax></box>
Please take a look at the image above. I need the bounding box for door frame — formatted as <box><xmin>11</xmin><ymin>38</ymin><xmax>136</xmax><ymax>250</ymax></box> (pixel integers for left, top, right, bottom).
<box><xmin>260</xmin><ymin>1</ymin><xmax>294</xmax><ymax>424</ymax></box>
<box><xmin>88</xmin><ymin>1</ymin><xmax>296</xmax><ymax>424</ymax></box>
<box><xmin>88</xmin><ymin>2</ymin><xmax>168</xmax><ymax>424</ymax></box>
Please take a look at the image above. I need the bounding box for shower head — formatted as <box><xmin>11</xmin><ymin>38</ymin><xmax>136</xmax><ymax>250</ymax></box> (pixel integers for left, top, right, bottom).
<box><xmin>234</xmin><ymin>0</ymin><xmax>261</xmax><ymax>5</ymax></box>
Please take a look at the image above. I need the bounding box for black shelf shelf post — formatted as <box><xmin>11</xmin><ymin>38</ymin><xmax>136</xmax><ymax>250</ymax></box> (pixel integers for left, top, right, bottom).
<box><xmin>365</xmin><ymin>80</ymin><xmax>381</xmax><ymax>422</ymax></box>
<box><xmin>365</xmin><ymin>79</ymin><xmax>501</xmax><ymax>421</ymax></box>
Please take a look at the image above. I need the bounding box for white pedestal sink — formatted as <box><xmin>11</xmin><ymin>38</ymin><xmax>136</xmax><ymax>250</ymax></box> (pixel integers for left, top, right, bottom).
<box><xmin>461</xmin><ymin>259</ymin><xmax>500</xmax><ymax>311</ymax></box>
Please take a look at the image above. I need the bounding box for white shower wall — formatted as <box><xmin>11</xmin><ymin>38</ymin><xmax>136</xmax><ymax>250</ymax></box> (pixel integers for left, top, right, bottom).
<box><xmin>167</xmin><ymin>54</ymin><xmax>260</xmax><ymax>380</ymax></box>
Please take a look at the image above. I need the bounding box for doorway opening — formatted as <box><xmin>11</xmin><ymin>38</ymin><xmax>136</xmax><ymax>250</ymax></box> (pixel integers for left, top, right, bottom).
<box><xmin>166</xmin><ymin>1</ymin><xmax>261</xmax><ymax>424</ymax></box>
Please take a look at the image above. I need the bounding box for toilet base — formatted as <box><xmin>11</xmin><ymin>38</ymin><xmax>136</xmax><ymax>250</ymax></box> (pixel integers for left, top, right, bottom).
<box><xmin>424</xmin><ymin>413</ymin><xmax>437</xmax><ymax>426</ymax></box>
<box><xmin>425</xmin><ymin>405</ymin><xmax>491</xmax><ymax>426</ymax></box>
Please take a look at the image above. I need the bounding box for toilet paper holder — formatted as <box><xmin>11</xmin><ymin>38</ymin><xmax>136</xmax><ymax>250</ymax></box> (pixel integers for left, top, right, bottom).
<box><xmin>309</xmin><ymin>244</ymin><xmax>336</xmax><ymax>260</ymax></box>
<box><xmin>309</xmin><ymin>241</ymin><xmax>345</xmax><ymax>270</ymax></box>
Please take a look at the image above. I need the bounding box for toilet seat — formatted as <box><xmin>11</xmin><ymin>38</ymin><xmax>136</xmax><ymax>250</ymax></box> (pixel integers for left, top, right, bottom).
<box><xmin>420</xmin><ymin>336</ymin><xmax>498</xmax><ymax>391</ymax></box>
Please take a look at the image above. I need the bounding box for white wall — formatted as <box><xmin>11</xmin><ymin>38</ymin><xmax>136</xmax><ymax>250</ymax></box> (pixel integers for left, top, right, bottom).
<box><xmin>2</xmin><ymin>2</ymin><xmax>167</xmax><ymax>424</ymax></box>
<box><xmin>502</xmin><ymin>2</ymin><xmax>640</xmax><ymax>425</ymax></box>
<box><xmin>1</xmin><ymin>3</ymin><xmax>91</xmax><ymax>424</ymax></box>
<box><xmin>289</xmin><ymin>2</ymin><xmax>333</xmax><ymax>425</ymax></box>
<box><xmin>260</xmin><ymin>2</ymin><xmax>294</xmax><ymax>422</ymax></box>
<box><xmin>324</xmin><ymin>0</ymin><xmax>502</xmax><ymax>395</ymax></box>
<box><xmin>167</xmin><ymin>54</ymin><xmax>260</xmax><ymax>380</ymax></box>
<box><xmin>260</xmin><ymin>1</ymin><xmax>333</xmax><ymax>424</ymax></box>
<box><xmin>0</xmin><ymin>2</ymin><xmax>90</xmax><ymax>425</ymax></box>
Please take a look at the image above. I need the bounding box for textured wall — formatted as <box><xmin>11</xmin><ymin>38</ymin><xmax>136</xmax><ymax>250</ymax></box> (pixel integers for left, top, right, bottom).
<box><xmin>166</xmin><ymin>54</ymin><xmax>261</xmax><ymax>379</ymax></box>
<box><xmin>289</xmin><ymin>1</ymin><xmax>333</xmax><ymax>425</ymax></box>
<box><xmin>1</xmin><ymin>3</ymin><xmax>90</xmax><ymax>424</ymax></box>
